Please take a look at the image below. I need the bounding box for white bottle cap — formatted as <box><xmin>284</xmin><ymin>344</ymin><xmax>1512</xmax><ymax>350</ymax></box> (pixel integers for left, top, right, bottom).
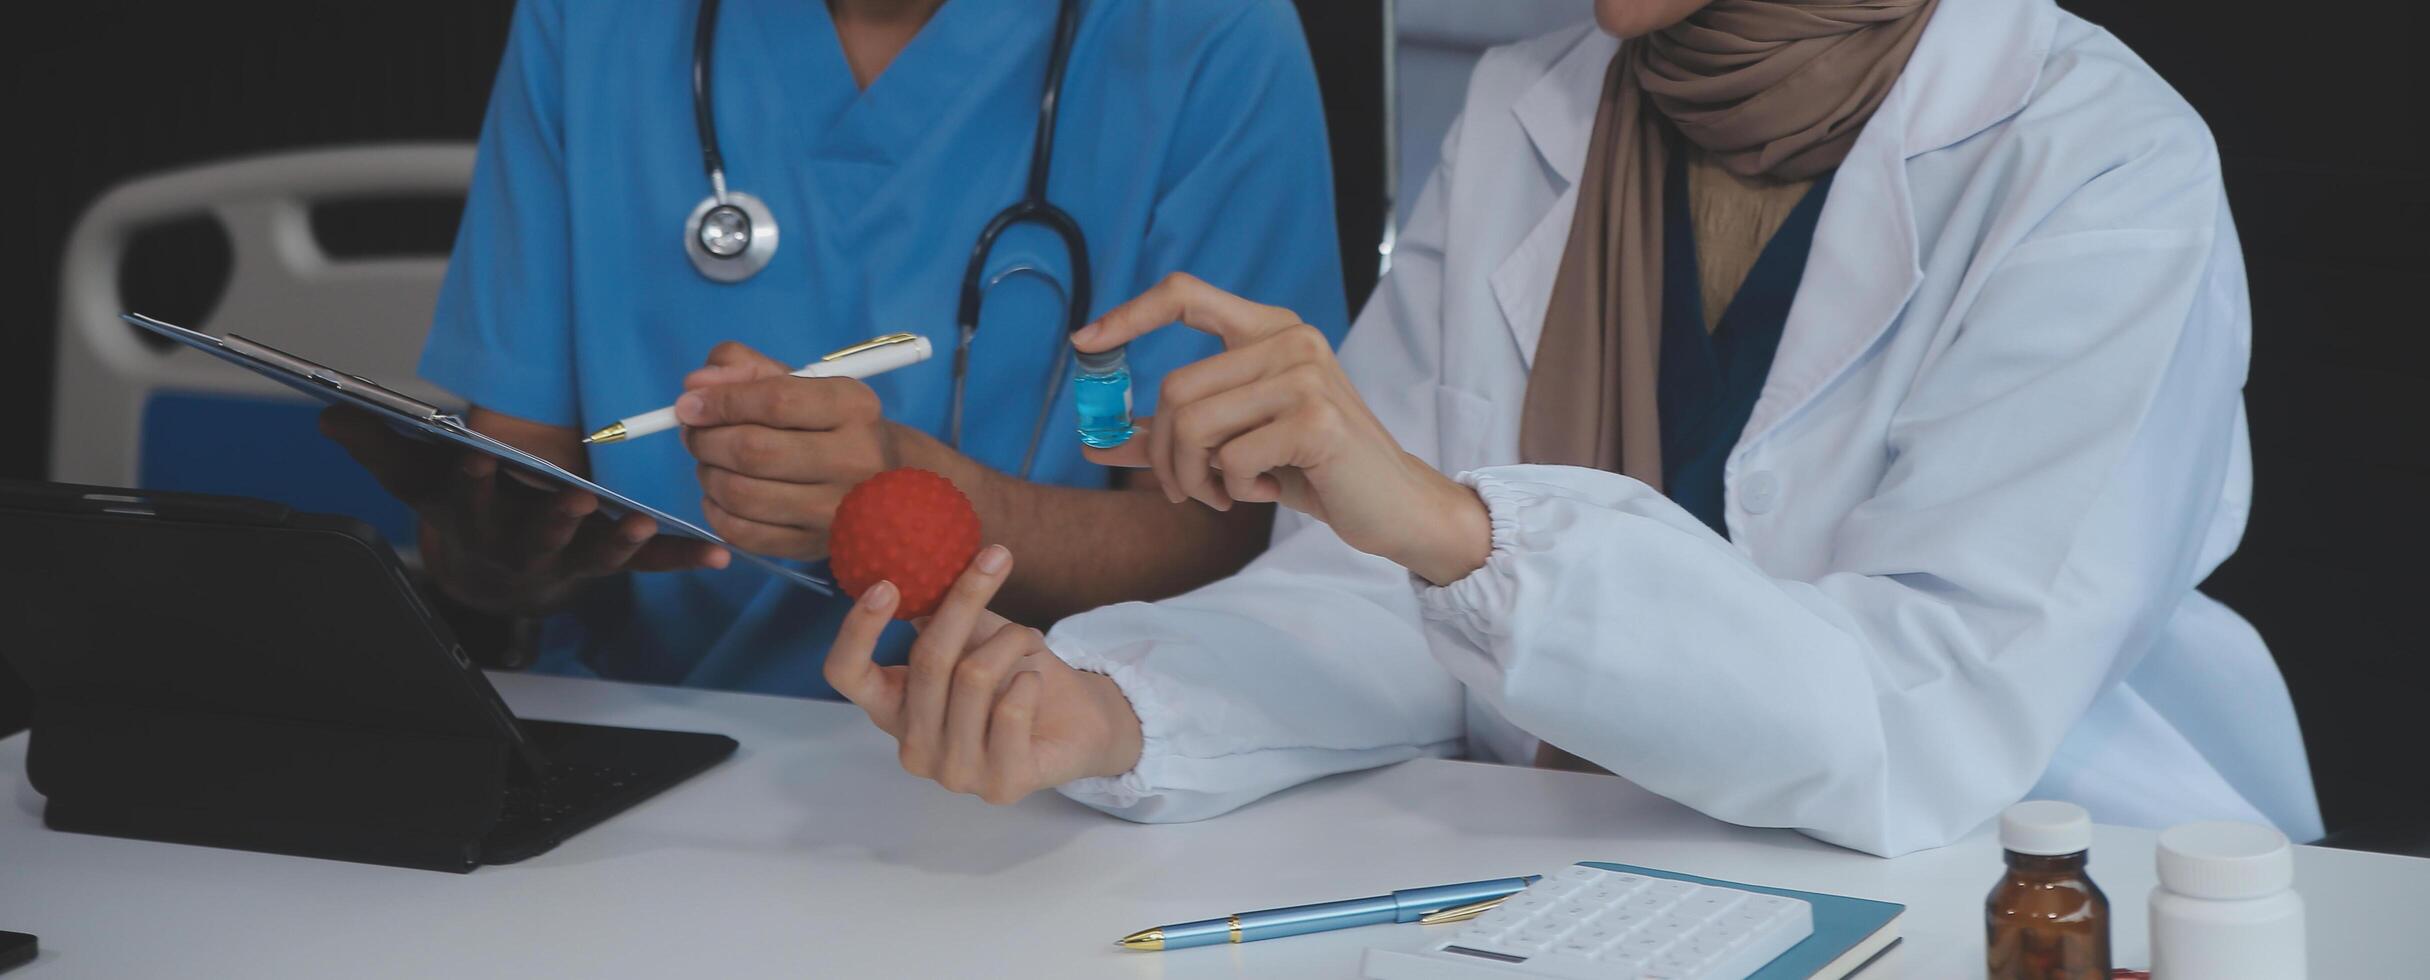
<box><xmin>2157</xmin><ymin>821</ymin><xmax>2293</xmax><ymax>900</ymax></box>
<box><xmin>2000</xmin><ymin>800</ymin><xmax>2093</xmax><ymax>856</ymax></box>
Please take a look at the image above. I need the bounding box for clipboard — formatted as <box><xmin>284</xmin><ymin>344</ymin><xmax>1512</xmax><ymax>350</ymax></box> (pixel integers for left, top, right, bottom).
<box><xmin>121</xmin><ymin>312</ymin><xmax>833</xmax><ymax>594</ymax></box>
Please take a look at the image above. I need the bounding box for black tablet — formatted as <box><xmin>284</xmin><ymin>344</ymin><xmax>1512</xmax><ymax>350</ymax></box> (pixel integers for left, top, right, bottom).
<box><xmin>0</xmin><ymin>480</ymin><xmax>736</xmax><ymax>871</ymax></box>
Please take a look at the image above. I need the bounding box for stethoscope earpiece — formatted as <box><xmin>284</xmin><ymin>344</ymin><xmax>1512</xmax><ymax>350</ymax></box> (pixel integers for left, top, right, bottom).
<box><xmin>683</xmin><ymin>187</ymin><xmax>779</xmax><ymax>282</ymax></box>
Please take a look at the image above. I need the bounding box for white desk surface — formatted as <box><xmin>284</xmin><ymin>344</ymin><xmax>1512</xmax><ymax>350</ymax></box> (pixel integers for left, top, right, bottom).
<box><xmin>3</xmin><ymin>672</ymin><xmax>2424</xmax><ymax>978</ymax></box>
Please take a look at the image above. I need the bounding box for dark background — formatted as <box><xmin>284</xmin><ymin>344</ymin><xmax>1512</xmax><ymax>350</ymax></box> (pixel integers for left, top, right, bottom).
<box><xmin>4</xmin><ymin>2</ymin><xmax>2422</xmax><ymax>845</ymax></box>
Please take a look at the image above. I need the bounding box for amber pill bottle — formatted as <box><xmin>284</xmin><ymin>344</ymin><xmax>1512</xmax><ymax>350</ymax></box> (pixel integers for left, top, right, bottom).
<box><xmin>1986</xmin><ymin>800</ymin><xmax>2111</xmax><ymax>980</ymax></box>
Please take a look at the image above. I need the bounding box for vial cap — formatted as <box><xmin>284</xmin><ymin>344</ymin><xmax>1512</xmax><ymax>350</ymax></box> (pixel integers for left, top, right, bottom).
<box><xmin>1074</xmin><ymin>346</ymin><xmax>1127</xmax><ymax>374</ymax></box>
<box><xmin>2156</xmin><ymin>821</ymin><xmax>2292</xmax><ymax>900</ymax></box>
<box><xmin>1999</xmin><ymin>800</ymin><xmax>2092</xmax><ymax>856</ymax></box>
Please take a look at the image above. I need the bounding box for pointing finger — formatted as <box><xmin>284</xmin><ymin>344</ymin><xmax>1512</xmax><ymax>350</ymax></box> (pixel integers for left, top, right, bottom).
<box><xmin>1072</xmin><ymin>272</ymin><xmax>1298</xmax><ymax>352</ymax></box>
<box><xmin>898</xmin><ymin>546</ymin><xmax>1014</xmax><ymax>776</ymax></box>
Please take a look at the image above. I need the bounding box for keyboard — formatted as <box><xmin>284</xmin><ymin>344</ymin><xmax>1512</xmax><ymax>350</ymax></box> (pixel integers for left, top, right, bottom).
<box><xmin>1362</xmin><ymin>865</ymin><xmax>1814</xmax><ymax>980</ymax></box>
<box><xmin>497</xmin><ymin>761</ymin><xmax>651</xmax><ymax>831</ymax></box>
<box><xmin>477</xmin><ymin>719</ymin><xmax>738</xmax><ymax>865</ymax></box>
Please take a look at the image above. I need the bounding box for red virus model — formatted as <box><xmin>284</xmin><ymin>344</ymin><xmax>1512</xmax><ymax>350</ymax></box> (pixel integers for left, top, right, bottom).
<box><xmin>827</xmin><ymin>468</ymin><xmax>983</xmax><ymax>620</ymax></box>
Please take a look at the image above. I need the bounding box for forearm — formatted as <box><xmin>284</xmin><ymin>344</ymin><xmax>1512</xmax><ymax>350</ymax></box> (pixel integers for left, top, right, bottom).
<box><xmin>897</xmin><ymin>427</ymin><xmax>1273</xmax><ymax>626</ymax></box>
<box><xmin>1047</xmin><ymin>517</ymin><xmax>1466</xmax><ymax>820</ymax></box>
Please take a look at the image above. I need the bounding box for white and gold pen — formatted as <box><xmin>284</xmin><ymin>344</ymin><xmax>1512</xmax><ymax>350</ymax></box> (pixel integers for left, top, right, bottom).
<box><xmin>583</xmin><ymin>333</ymin><xmax>933</xmax><ymax>445</ymax></box>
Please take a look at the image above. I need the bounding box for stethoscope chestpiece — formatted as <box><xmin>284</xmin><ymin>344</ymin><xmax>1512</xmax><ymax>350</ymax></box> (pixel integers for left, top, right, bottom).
<box><xmin>684</xmin><ymin>188</ymin><xmax>780</xmax><ymax>282</ymax></box>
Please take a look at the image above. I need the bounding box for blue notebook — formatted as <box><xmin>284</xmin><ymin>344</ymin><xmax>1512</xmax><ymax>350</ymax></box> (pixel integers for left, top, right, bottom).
<box><xmin>1581</xmin><ymin>862</ymin><xmax>1905</xmax><ymax>979</ymax></box>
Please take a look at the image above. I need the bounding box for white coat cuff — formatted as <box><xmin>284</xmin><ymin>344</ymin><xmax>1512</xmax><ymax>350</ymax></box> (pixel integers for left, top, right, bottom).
<box><xmin>1412</xmin><ymin>470</ymin><xmax>1527</xmax><ymax>646</ymax></box>
<box><xmin>1047</xmin><ymin>636</ymin><xmax>1172</xmax><ymax>811</ymax></box>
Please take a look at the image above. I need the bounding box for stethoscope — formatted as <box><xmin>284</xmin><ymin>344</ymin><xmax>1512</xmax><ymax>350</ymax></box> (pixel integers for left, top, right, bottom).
<box><xmin>683</xmin><ymin>0</ymin><xmax>1091</xmax><ymax>479</ymax></box>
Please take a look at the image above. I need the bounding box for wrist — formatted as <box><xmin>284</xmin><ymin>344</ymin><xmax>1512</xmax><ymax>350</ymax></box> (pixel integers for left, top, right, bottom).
<box><xmin>881</xmin><ymin>419</ymin><xmax>931</xmax><ymax>474</ymax></box>
<box><xmin>1393</xmin><ymin>462</ymin><xmax>1492</xmax><ymax>587</ymax></box>
<box><xmin>895</xmin><ymin>424</ymin><xmax>976</xmax><ymax>487</ymax></box>
<box><xmin>1082</xmin><ymin>671</ymin><xmax>1145</xmax><ymax>779</ymax></box>
<box><xmin>901</xmin><ymin>425</ymin><xmax>1017</xmax><ymax>524</ymax></box>
<box><xmin>420</xmin><ymin>524</ymin><xmax>570</xmax><ymax>615</ymax></box>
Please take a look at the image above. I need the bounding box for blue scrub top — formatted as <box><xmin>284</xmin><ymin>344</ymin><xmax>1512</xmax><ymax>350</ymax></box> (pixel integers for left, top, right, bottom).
<box><xmin>420</xmin><ymin>0</ymin><xmax>1348</xmax><ymax>696</ymax></box>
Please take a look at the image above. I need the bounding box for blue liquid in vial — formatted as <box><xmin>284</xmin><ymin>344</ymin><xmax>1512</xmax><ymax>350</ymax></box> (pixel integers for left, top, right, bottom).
<box><xmin>1073</xmin><ymin>367</ymin><xmax>1135</xmax><ymax>448</ymax></box>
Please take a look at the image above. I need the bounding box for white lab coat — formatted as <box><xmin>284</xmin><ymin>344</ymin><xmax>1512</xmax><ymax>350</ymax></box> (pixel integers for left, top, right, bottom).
<box><xmin>1049</xmin><ymin>0</ymin><xmax>2324</xmax><ymax>856</ymax></box>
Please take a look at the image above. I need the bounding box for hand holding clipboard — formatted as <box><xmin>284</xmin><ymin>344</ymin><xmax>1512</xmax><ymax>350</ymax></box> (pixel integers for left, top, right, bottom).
<box><xmin>121</xmin><ymin>313</ymin><xmax>835</xmax><ymax>607</ymax></box>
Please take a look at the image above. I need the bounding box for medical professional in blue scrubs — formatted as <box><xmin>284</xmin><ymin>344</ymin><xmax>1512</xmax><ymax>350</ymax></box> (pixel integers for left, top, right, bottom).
<box><xmin>323</xmin><ymin>0</ymin><xmax>1347</xmax><ymax>697</ymax></box>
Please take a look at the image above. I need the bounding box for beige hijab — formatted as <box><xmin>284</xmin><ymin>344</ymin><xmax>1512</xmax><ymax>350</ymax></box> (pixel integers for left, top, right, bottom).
<box><xmin>1518</xmin><ymin>0</ymin><xmax>1939</xmax><ymax>773</ymax></box>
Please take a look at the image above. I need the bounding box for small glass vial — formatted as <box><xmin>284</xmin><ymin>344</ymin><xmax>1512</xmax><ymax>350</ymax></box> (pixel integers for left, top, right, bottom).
<box><xmin>1073</xmin><ymin>346</ymin><xmax>1135</xmax><ymax>449</ymax></box>
<box><xmin>2150</xmin><ymin>821</ymin><xmax>2304</xmax><ymax>980</ymax></box>
<box><xmin>1986</xmin><ymin>800</ymin><xmax>2111</xmax><ymax>980</ymax></box>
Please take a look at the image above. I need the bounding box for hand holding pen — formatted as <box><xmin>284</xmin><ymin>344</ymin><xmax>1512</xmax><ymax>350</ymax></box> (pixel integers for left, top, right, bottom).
<box><xmin>657</xmin><ymin>336</ymin><xmax>933</xmax><ymax>562</ymax></box>
<box><xmin>585</xmin><ymin>333</ymin><xmax>931</xmax><ymax>444</ymax></box>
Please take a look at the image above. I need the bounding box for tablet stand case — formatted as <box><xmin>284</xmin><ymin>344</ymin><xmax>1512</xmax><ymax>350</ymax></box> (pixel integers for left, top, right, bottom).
<box><xmin>33</xmin><ymin>702</ymin><xmax>513</xmax><ymax>872</ymax></box>
<box><xmin>3</xmin><ymin>481</ymin><xmax>573</xmax><ymax>872</ymax></box>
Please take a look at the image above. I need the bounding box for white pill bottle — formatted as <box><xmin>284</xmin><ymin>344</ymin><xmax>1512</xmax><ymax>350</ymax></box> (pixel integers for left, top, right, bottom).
<box><xmin>2148</xmin><ymin>820</ymin><xmax>2305</xmax><ymax>980</ymax></box>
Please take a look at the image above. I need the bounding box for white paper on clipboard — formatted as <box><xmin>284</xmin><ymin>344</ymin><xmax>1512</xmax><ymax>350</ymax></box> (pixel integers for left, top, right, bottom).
<box><xmin>122</xmin><ymin>312</ymin><xmax>835</xmax><ymax>594</ymax></box>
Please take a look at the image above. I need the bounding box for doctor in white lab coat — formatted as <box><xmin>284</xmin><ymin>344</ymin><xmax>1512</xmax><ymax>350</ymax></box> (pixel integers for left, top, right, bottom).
<box><xmin>815</xmin><ymin>0</ymin><xmax>2323</xmax><ymax>856</ymax></box>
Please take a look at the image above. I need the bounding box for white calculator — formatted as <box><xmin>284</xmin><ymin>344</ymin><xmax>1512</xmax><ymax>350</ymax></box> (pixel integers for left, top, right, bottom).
<box><xmin>1361</xmin><ymin>865</ymin><xmax>1814</xmax><ymax>980</ymax></box>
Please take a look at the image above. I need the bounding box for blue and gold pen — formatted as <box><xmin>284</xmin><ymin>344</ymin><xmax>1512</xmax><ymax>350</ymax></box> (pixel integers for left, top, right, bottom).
<box><xmin>1115</xmin><ymin>875</ymin><xmax>1540</xmax><ymax>951</ymax></box>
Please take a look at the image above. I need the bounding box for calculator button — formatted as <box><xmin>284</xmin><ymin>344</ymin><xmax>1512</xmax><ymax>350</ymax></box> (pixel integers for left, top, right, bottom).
<box><xmin>1587</xmin><ymin>881</ymin><xmax>1642</xmax><ymax>903</ymax></box>
<box><xmin>1471</xmin><ymin>906</ymin><xmax>1524</xmax><ymax>932</ymax></box>
<box><xmin>1600</xmin><ymin>908</ymin><xmax>1649</xmax><ymax>932</ymax></box>
<box><xmin>1679</xmin><ymin>885</ymin><xmax>1744</xmax><ymax>916</ymax></box>
<box><xmin>1555</xmin><ymin>902</ymin><xmax>1600</xmax><ymax>921</ymax></box>
<box><xmin>1451</xmin><ymin>923</ymin><xmax>1501</xmax><ymax>944</ymax></box>
<box><xmin>1638</xmin><ymin>918</ymin><xmax>1688</xmax><ymax>942</ymax></box>
<box><xmin>1533</xmin><ymin>952</ymin><xmax>1604</xmax><ymax>978</ymax></box>
<box><xmin>1556</xmin><ymin>866</ymin><xmax>1608</xmax><ymax>885</ymax></box>
<box><xmin>1699</xmin><ymin>920</ymin><xmax>1748</xmax><ymax>949</ymax></box>
<box><xmin>1650</xmin><ymin>952</ymin><xmax>1705</xmax><ymax>975</ymax></box>
<box><xmin>1532</xmin><ymin>880</ymin><xmax>1586</xmax><ymax>902</ymax></box>
<box><xmin>1553</xmin><ymin>939</ymin><xmax>1604</xmax><ymax>959</ymax></box>
<box><xmin>1670</xmin><ymin>939</ymin><xmax>1721</xmax><ymax>964</ymax></box>
<box><xmin>1600</xmin><ymin>952</ymin><xmax>1650</xmax><ymax>973</ymax></box>
<box><xmin>1573</xmin><ymin>921</ymin><xmax>1626</xmax><ymax>946</ymax></box>
<box><xmin>1615</xmin><ymin>931</ymin><xmax>1672</xmax><ymax>959</ymax></box>
<box><xmin>1516</xmin><ymin>921</ymin><xmax>1571</xmax><ymax>941</ymax></box>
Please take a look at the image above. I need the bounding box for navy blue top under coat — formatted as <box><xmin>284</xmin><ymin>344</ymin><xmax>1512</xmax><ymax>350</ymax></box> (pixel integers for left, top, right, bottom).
<box><xmin>1657</xmin><ymin>152</ymin><xmax>1834</xmax><ymax>537</ymax></box>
